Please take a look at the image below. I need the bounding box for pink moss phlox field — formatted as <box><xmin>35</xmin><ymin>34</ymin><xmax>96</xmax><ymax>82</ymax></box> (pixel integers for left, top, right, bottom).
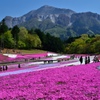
<box><xmin>0</xmin><ymin>54</ymin><xmax>10</xmax><ymax>62</ymax></box>
<box><xmin>14</xmin><ymin>53</ymin><xmax>48</xmax><ymax>62</ymax></box>
<box><xmin>17</xmin><ymin>52</ymin><xmax>48</xmax><ymax>59</ymax></box>
<box><xmin>0</xmin><ymin>62</ymin><xmax>100</xmax><ymax>99</ymax></box>
<box><xmin>0</xmin><ymin>53</ymin><xmax>48</xmax><ymax>62</ymax></box>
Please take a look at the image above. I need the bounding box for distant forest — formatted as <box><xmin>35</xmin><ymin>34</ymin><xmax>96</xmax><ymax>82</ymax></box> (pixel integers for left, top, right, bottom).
<box><xmin>0</xmin><ymin>19</ymin><xmax>100</xmax><ymax>54</ymax></box>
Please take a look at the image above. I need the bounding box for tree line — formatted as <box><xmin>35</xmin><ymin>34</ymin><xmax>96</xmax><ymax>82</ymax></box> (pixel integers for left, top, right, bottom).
<box><xmin>0</xmin><ymin>19</ymin><xmax>100</xmax><ymax>54</ymax></box>
<box><xmin>65</xmin><ymin>34</ymin><xmax>100</xmax><ymax>54</ymax></box>
<box><xmin>0</xmin><ymin>19</ymin><xmax>64</xmax><ymax>53</ymax></box>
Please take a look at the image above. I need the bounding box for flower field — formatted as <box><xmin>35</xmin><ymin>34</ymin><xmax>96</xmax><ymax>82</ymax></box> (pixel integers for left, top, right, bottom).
<box><xmin>0</xmin><ymin>60</ymin><xmax>100</xmax><ymax>99</ymax></box>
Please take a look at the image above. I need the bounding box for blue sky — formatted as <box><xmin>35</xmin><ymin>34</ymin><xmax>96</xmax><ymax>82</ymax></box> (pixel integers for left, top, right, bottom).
<box><xmin>0</xmin><ymin>0</ymin><xmax>100</xmax><ymax>21</ymax></box>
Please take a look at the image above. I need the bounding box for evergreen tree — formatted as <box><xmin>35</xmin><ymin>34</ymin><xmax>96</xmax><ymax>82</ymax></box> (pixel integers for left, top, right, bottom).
<box><xmin>0</xmin><ymin>19</ymin><xmax>8</xmax><ymax>34</ymax></box>
<box><xmin>0</xmin><ymin>19</ymin><xmax>8</xmax><ymax>49</ymax></box>
<box><xmin>35</xmin><ymin>29</ymin><xmax>45</xmax><ymax>48</ymax></box>
<box><xmin>11</xmin><ymin>25</ymin><xmax>20</xmax><ymax>48</ymax></box>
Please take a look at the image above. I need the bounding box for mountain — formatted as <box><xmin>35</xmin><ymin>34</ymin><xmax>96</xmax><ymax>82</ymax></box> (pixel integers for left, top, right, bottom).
<box><xmin>3</xmin><ymin>5</ymin><xmax>100</xmax><ymax>40</ymax></box>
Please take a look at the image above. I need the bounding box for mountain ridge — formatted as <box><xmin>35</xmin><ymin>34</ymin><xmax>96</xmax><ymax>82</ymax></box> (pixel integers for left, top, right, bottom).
<box><xmin>3</xmin><ymin>5</ymin><xmax>100</xmax><ymax>40</ymax></box>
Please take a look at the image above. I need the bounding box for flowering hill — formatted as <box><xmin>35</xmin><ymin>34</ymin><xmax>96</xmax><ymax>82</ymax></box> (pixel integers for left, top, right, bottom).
<box><xmin>0</xmin><ymin>62</ymin><xmax>100</xmax><ymax>99</ymax></box>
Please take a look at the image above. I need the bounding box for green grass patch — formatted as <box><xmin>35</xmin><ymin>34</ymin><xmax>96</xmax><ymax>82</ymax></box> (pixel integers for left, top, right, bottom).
<box><xmin>1</xmin><ymin>49</ymin><xmax>47</xmax><ymax>54</ymax></box>
<box><xmin>20</xmin><ymin>49</ymin><xmax>47</xmax><ymax>54</ymax></box>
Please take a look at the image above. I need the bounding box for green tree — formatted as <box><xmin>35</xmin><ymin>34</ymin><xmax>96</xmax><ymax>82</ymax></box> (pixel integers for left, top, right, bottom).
<box><xmin>0</xmin><ymin>19</ymin><xmax>8</xmax><ymax>49</ymax></box>
<box><xmin>25</xmin><ymin>34</ymin><xmax>41</xmax><ymax>49</ymax></box>
<box><xmin>28</xmin><ymin>28</ymin><xmax>36</xmax><ymax>35</ymax></box>
<box><xmin>81</xmin><ymin>34</ymin><xmax>89</xmax><ymax>40</ymax></box>
<box><xmin>3</xmin><ymin>31</ymin><xmax>15</xmax><ymax>48</ymax></box>
<box><xmin>11</xmin><ymin>25</ymin><xmax>20</xmax><ymax>48</ymax></box>
<box><xmin>18</xmin><ymin>27</ymin><xmax>28</xmax><ymax>42</ymax></box>
<box><xmin>65</xmin><ymin>38</ymin><xmax>86</xmax><ymax>53</ymax></box>
<box><xmin>18</xmin><ymin>41</ymin><xmax>26</xmax><ymax>49</ymax></box>
<box><xmin>94</xmin><ymin>40</ymin><xmax>100</xmax><ymax>54</ymax></box>
<box><xmin>35</xmin><ymin>29</ymin><xmax>45</xmax><ymax>48</ymax></box>
<box><xmin>32</xmin><ymin>34</ymin><xmax>42</xmax><ymax>48</ymax></box>
<box><xmin>44</xmin><ymin>33</ymin><xmax>64</xmax><ymax>53</ymax></box>
<box><xmin>0</xmin><ymin>19</ymin><xmax>8</xmax><ymax>34</ymax></box>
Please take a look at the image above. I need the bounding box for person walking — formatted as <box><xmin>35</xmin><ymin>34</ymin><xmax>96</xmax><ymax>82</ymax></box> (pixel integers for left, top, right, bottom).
<box><xmin>85</xmin><ymin>56</ymin><xmax>88</xmax><ymax>64</ymax></box>
<box><xmin>87</xmin><ymin>56</ymin><xmax>90</xmax><ymax>64</ymax></box>
<box><xmin>93</xmin><ymin>55</ymin><xmax>96</xmax><ymax>62</ymax></box>
<box><xmin>93</xmin><ymin>55</ymin><xmax>99</xmax><ymax>62</ymax></box>
<box><xmin>79</xmin><ymin>56</ymin><xmax>83</xmax><ymax>64</ymax></box>
<box><xmin>5</xmin><ymin>65</ymin><xmax>8</xmax><ymax>70</ymax></box>
<box><xmin>18</xmin><ymin>64</ymin><xmax>21</xmax><ymax>68</ymax></box>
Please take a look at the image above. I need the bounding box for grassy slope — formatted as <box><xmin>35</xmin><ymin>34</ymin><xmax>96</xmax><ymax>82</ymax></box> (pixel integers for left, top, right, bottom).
<box><xmin>1</xmin><ymin>49</ymin><xmax>47</xmax><ymax>54</ymax></box>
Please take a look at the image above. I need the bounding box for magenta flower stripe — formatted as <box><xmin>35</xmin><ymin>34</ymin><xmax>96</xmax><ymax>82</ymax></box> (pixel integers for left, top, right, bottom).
<box><xmin>0</xmin><ymin>61</ymin><xmax>100</xmax><ymax>99</ymax></box>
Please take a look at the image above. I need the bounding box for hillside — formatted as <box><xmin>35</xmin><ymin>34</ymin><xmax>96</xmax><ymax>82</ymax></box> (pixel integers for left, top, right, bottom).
<box><xmin>3</xmin><ymin>5</ymin><xmax>100</xmax><ymax>40</ymax></box>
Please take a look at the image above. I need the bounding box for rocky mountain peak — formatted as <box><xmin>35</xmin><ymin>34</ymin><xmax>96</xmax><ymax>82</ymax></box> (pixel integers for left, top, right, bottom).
<box><xmin>35</xmin><ymin>5</ymin><xmax>75</xmax><ymax>16</ymax></box>
<box><xmin>4</xmin><ymin>5</ymin><xmax>75</xmax><ymax>28</ymax></box>
<box><xmin>3</xmin><ymin>5</ymin><xmax>100</xmax><ymax>40</ymax></box>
